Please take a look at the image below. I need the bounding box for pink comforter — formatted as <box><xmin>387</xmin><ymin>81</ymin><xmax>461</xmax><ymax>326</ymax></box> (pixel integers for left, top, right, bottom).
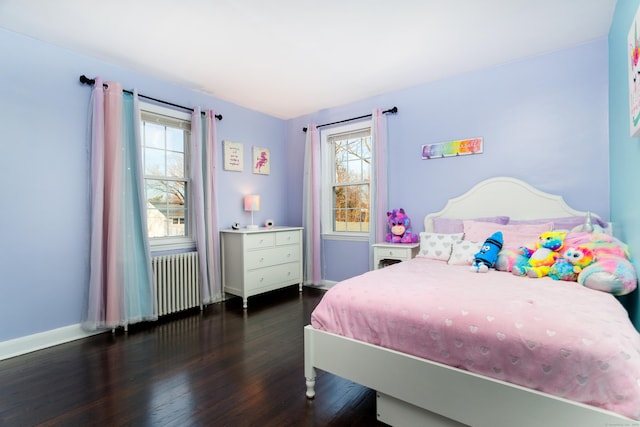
<box><xmin>311</xmin><ymin>258</ymin><xmax>640</xmax><ymax>420</ymax></box>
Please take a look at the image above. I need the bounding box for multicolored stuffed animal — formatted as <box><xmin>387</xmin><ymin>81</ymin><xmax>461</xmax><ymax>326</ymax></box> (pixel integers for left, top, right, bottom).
<box><xmin>470</xmin><ymin>231</ymin><xmax>503</xmax><ymax>273</ymax></box>
<box><xmin>549</xmin><ymin>246</ymin><xmax>596</xmax><ymax>282</ymax></box>
<box><xmin>512</xmin><ymin>230</ymin><xmax>567</xmax><ymax>278</ymax></box>
<box><xmin>386</xmin><ymin>208</ymin><xmax>419</xmax><ymax>243</ymax></box>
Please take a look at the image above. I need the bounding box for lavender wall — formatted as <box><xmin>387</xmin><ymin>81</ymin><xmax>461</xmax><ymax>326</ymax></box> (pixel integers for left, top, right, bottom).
<box><xmin>286</xmin><ymin>39</ymin><xmax>609</xmax><ymax>282</ymax></box>
<box><xmin>0</xmin><ymin>28</ymin><xmax>287</xmax><ymax>342</ymax></box>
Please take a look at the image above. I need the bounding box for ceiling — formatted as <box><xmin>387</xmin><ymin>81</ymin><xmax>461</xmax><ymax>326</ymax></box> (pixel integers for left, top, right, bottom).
<box><xmin>0</xmin><ymin>0</ymin><xmax>617</xmax><ymax>119</ymax></box>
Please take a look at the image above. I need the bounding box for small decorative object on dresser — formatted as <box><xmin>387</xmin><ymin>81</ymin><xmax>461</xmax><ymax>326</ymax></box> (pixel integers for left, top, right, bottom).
<box><xmin>372</xmin><ymin>242</ymin><xmax>420</xmax><ymax>270</ymax></box>
<box><xmin>221</xmin><ymin>227</ymin><xmax>303</xmax><ymax>308</ymax></box>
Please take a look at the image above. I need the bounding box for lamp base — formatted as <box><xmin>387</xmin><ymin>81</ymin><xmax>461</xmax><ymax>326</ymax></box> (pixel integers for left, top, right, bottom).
<box><xmin>246</xmin><ymin>224</ymin><xmax>259</xmax><ymax>230</ymax></box>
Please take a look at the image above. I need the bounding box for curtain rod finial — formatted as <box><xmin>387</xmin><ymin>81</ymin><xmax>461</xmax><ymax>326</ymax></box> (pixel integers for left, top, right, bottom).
<box><xmin>79</xmin><ymin>75</ymin><xmax>95</xmax><ymax>85</ymax></box>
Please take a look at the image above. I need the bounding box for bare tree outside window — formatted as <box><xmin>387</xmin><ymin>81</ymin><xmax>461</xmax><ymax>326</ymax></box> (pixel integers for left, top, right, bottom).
<box><xmin>141</xmin><ymin>116</ymin><xmax>190</xmax><ymax>239</ymax></box>
<box><xmin>331</xmin><ymin>130</ymin><xmax>371</xmax><ymax>233</ymax></box>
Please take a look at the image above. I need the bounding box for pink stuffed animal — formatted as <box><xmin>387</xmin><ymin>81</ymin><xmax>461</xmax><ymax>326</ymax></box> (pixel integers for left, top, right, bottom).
<box><xmin>386</xmin><ymin>209</ymin><xmax>419</xmax><ymax>243</ymax></box>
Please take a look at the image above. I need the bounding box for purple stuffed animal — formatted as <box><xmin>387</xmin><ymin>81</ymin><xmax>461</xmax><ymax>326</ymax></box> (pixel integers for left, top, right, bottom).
<box><xmin>386</xmin><ymin>208</ymin><xmax>419</xmax><ymax>243</ymax></box>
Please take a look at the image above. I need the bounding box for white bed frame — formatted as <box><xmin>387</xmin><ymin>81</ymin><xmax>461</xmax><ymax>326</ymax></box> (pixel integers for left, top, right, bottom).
<box><xmin>304</xmin><ymin>177</ymin><xmax>630</xmax><ymax>427</ymax></box>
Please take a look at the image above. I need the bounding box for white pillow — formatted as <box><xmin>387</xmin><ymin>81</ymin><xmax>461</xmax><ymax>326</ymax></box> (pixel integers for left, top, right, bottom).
<box><xmin>417</xmin><ymin>232</ymin><xmax>464</xmax><ymax>261</ymax></box>
<box><xmin>448</xmin><ymin>240</ymin><xmax>483</xmax><ymax>265</ymax></box>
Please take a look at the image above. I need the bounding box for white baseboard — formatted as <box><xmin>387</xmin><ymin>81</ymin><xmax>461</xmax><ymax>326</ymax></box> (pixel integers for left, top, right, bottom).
<box><xmin>304</xmin><ymin>280</ymin><xmax>336</xmax><ymax>290</ymax></box>
<box><xmin>0</xmin><ymin>324</ymin><xmax>104</xmax><ymax>361</ymax></box>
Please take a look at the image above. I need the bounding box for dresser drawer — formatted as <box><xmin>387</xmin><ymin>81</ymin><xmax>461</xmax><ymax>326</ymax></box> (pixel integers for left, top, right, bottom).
<box><xmin>245</xmin><ymin>262</ymin><xmax>301</xmax><ymax>292</ymax></box>
<box><xmin>245</xmin><ymin>233</ymin><xmax>275</xmax><ymax>249</ymax></box>
<box><xmin>275</xmin><ymin>230</ymin><xmax>300</xmax><ymax>246</ymax></box>
<box><xmin>245</xmin><ymin>246</ymin><xmax>300</xmax><ymax>269</ymax></box>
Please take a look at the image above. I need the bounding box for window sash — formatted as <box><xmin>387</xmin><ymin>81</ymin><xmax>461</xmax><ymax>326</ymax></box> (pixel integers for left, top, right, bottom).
<box><xmin>140</xmin><ymin>103</ymin><xmax>193</xmax><ymax>250</ymax></box>
<box><xmin>321</xmin><ymin>122</ymin><xmax>372</xmax><ymax>239</ymax></box>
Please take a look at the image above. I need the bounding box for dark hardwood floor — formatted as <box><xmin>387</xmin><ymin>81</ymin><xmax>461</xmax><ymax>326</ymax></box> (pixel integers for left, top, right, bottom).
<box><xmin>0</xmin><ymin>287</ymin><xmax>387</xmax><ymax>427</ymax></box>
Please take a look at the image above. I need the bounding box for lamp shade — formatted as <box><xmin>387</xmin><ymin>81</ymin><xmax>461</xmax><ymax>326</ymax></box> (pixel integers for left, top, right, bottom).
<box><xmin>244</xmin><ymin>195</ymin><xmax>260</xmax><ymax>212</ymax></box>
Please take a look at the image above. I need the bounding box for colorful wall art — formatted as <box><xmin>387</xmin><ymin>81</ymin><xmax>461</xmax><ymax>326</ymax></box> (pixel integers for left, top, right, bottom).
<box><xmin>421</xmin><ymin>137</ymin><xmax>483</xmax><ymax>159</ymax></box>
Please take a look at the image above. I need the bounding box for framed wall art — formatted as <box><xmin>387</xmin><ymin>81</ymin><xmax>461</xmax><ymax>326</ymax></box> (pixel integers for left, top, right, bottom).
<box><xmin>253</xmin><ymin>147</ymin><xmax>270</xmax><ymax>175</ymax></box>
<box><xmin>223</xmin><ymin>140</ymin><xmax>243</xmax><ymax>172</ymax></box>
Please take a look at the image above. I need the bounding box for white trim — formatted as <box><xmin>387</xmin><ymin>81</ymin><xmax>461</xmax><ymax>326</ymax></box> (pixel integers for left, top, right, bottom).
<box><xmin>0</xmin><ymin>324</ymin><xmax>104</xmax><ymax>361</ymax></box>
<box><xmin>304</xmin><ymin>280</ymin><xmax>336</xmax><ymax>290</ymax></box>
<box><xmin>320</xmin><ymin>120</ymin><xmax>372</xmax><ymax>240</ymax></box>
<box><xmin>321</xmin><ymin>232</ymin><xmax>368</xmax><ymax>242</ymax></box>
<box><xmin>140</xmin><ymin>101</ymin><xmax>191</xmax><ymax>122</ymax></box>
<box><xmin>150</xmin><ymin>238</ymin><xmax>196</xmax><ymax>252</ymax></box>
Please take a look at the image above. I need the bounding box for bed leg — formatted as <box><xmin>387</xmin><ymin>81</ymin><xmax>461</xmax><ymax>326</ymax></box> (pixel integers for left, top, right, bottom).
<box><xmin>305</xmin><ymin>374</ymin><xmax>316</xmax><ymax>399</ymax></box>
<box><xmin>304</xmin><ymin>325</ymin><xmax>316</xmax><ymax>399</ymax></box>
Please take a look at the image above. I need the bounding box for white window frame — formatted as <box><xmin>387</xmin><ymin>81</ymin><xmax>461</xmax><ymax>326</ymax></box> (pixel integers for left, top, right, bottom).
<box><xmin>320</xmin><ymin>120</ymin><xmax>372</xmax><ymax>242</ymax></box>
<box><xmin>140</xmin><ymin>102</ymin><xmax>195</xmax><ymax>252</ymax></box>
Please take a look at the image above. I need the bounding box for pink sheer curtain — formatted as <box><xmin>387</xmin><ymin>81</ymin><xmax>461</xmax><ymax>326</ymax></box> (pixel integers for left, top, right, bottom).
<box><xmin>84</xmin><ymin>78</ymin><xmax>156</xmax><ymax>330</ymax></box>
<box><xmin>303</xmin><ymin>124</ymin><xmax>322</xmax><ymax>285</ymax></box>
<box><xmin>369</xmin><ymin>108</ymin><xmax>389</xmax><ymax>268</ymax></box>
<box><xmin>191</xmin><ymin>108</ymin><xmax>221</xmax><ymax>303</ymax></box>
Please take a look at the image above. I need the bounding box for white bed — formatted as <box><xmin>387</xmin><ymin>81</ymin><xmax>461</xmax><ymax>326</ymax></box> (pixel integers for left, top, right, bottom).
<box><xmin>304</xmin><ymin>177</ymin><xmax>639</xmax><ymax>427</ymax></box>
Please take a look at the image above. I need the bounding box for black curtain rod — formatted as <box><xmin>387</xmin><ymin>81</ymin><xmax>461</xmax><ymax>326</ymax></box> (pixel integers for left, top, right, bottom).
<box><xmin>79</xmin><ymin>75</ymin><xmax>223</xmax><ymax>121</ymax></box>
<box><xmin>302</xmin><ymin>106</ymin><xmax>397</xmax><ymax>132</ymax></box>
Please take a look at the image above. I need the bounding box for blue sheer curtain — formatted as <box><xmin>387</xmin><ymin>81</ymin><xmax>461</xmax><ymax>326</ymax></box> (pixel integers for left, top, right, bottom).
<box><xmin>83</xmin><ymin>78</ymin><xmax>156</xmax><ymax>331</ymax></box>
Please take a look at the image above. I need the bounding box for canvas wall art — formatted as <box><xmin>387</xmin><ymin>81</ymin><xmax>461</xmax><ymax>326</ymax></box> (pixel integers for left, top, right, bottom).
<box><xmin>253</xmin><ymin>147</ymin><xmax>270</xmax><ymax>175</ymax></box>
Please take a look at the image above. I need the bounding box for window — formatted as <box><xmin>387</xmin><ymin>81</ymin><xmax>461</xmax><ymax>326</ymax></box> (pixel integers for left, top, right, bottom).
<box><xmin>140</xmin><ymin>103</ymin><xmax>193</xmax><ymax>249</ymax></box>
<box><xmin>321</xmin><ymin>121</ymin><xmax>372</xmax><ymax>240</ymax></box>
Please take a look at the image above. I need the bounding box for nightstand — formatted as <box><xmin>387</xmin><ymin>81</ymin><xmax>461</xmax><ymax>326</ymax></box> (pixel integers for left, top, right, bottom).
<box><xmin>372</xmin><ymin>242</ymin><xmax>420</xmax><ymax>270</ymax></box>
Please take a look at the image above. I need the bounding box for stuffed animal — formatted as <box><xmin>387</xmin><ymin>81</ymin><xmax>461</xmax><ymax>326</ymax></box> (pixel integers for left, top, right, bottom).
<box><xmin>512</xmin><ymin>230</ymin><xmax>567</xmax><ymax>278</ymax></box>
<box><xmin>549</xmin><ymin>246</ymin><xmax>596</xmax><ymax>282</ymax></box>
<box><xmin>470</xmin><ymin>231</ymin><xmax>503</xmax><ymax>273</ymax></box>
<box><xmin>386</xmin><ymin>208</ymin><xmax>419</xmax><ymax>243</ymax></box>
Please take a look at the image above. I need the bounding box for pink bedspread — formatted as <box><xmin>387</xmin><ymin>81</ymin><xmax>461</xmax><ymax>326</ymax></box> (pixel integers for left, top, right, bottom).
<box><xmin>311</xmin><ymin>258</ymin><xmax>640</xmax><ymax>420</ymax></box>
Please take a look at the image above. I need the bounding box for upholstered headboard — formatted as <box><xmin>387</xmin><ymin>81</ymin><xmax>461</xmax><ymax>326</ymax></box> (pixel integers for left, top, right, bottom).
<box><xmin>424</xmin><ymin>177</ymin><xmax>601</xmax><ymax>232</ymax></box>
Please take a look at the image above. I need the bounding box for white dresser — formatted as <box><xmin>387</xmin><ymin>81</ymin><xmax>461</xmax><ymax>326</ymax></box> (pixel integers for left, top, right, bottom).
<box><xmin>220</xmin><ymin>226</ymin><xmax>303</xmax><ymax>308</ymax></box>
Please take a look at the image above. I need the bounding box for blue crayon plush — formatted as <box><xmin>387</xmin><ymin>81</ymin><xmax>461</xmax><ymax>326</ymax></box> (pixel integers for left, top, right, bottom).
<box><xmin>470</xmin><ymin>231</ymin><xmax>504</xmax><ymax>273</ymax></box>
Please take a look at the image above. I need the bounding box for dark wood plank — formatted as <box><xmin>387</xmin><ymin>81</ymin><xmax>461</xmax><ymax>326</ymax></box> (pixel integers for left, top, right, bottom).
<box><xmin>0</xmin><ymin>287</ymin><xmax>387</xmax><ymax>426</ymax></box>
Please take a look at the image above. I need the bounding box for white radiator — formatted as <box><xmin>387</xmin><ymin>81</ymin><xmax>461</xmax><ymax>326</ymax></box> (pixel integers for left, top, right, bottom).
<box><xmin>152</xmin><ymin>252</ymin><xmax>201</xmax><ymax>316</ymax></box>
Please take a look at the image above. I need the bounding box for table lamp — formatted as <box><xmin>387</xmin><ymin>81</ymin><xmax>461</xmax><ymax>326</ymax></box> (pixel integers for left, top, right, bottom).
<box><xmin>244</xmin><ymin>195</ymin><xmax>260</xmax><ymax>229</ymax></box>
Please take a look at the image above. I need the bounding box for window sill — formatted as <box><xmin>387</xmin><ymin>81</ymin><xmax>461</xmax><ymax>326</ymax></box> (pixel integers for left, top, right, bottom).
<box><xmin>322</xmin><ymin>233</ymin><xmax>369</xmax><ymax>242</ymax></box>
<box><xmin>150</xmin><ymin>239</ymin><xmax>196</xmax><ymax>254</ymax></box>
